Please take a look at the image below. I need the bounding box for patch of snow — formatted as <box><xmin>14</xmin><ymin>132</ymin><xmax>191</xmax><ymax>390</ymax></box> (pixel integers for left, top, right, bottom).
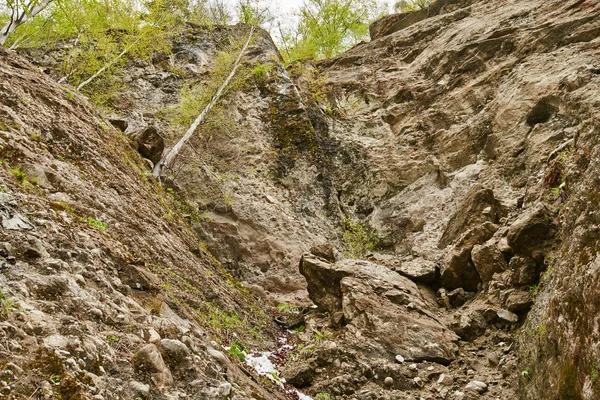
<box><xmin>243</xmin><ymin>338</ymin><xmax>313</xmax><ymax>400</ymax></box>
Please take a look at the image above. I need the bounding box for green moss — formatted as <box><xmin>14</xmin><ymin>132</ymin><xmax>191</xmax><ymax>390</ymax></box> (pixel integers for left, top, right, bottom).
<box><xmin>558</xmin><ymin>361</ymin><xmax>581</xmax><ymax>400</ymax></box>
<box><xmin>591</xmin><ymin>361</ymin><xmax>599</xmax><ymax>383</ymax></box>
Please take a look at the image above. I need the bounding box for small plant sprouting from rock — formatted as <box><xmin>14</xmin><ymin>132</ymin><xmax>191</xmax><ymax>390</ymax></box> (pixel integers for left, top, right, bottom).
<box><xmin>10</xmin><ymin>166</ymin><xmax>38</xmax><ymax>186</ymax></box>
<box><xmin>315</xmin><ymin>393</ymin><xmax>332</xmax><ymax>400</ymax></box>
<box><xmin>227</xmin><ymin>341</ymin><xmax>246</xmax><ymax>362</ymax></box>
<box><xmin>250</xmin><ymin>63</ymin><xmax>274</xmax><ymax>83</ymax></box>
<box><xmin>0</xmin><ymin>290</ymin><xmax>15</xmax><ymax>320</ymax></box>
<box><xmin>591</xmin><ymin>361</ymin><xmax>599</xmax><ymax>383</ymax></box>
<box><xmin>276</xmin><ymin>303</ymin><xmax>299</xmax><ymax>313</ymax></box>
<box><xmin>83</xmin><ymin>217</ymin><xmax>108</xmax><ymax>231</ymax></box>
<box><xmin>106</xmin><ymin>334</ymin><xmax>120</xmax><ymax>346</ymax></box>
<box><xmin>342</xmin><ymin>218</ymin><xmax>378</xmax><ymax>258</ymax></box>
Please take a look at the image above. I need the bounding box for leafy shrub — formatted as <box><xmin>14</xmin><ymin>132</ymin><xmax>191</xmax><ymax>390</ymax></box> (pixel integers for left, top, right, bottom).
<box><xmin>83</xmin><ymin>217</ymin><xmax>108</xmax><ymax>231</ymax></box>
<box><xmin>0</xmin><ymin>290</ymin><xmax>15</xmax><ymax>320</ymax></box>
<box><xmin>395</xmin><ymin>0</ymin><xmax>432</xmax><ymax>12</ymax></box>
<box><xmin>342</xmin><ymin>218</ymin><xmax>378</xmax><ymax>258</ymax></box>
<box><xmin>227</xmin><ymin>341</ymin><xmax>246</xmax><ymax>362</ymax></box>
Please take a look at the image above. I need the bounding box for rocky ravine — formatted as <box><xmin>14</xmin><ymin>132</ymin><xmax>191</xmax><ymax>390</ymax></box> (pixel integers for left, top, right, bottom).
<box><xmin>3</xmin><ymin>0</ymin><xmax>600</xmax><ymax>399</ymax></box>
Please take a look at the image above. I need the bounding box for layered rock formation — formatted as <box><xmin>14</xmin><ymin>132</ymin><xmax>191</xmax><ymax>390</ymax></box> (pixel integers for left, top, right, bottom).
<box><xmin>3</xmin><ymin>0</ymin><xmax>600</xmax><ymax>399</ymax></box>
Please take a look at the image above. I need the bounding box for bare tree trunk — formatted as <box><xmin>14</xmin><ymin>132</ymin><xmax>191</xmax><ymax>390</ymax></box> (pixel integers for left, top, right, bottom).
<box><xmin>77</xmin><ymin>39</ymin><xmax>139</xmax><ymax>90</ymax></box>
<box><xmin>0</xmin><ymin>0</ymin><xmax>53</xmax><ymax>46</ymax></box>
<box><xmin>153</xmin><ymin>26</ymin><xmax>255</xmax><ymax>178</ymax></box>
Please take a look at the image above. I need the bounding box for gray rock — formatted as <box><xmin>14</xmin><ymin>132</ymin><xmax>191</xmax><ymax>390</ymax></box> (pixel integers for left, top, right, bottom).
<box><xmin>129</xmin><ymin>380</ymin><xmax>150</xmax><ymax>397</ymax></box>
<box><xmin>159</xmin><ymin>339</ymin><xmax>190</xmax><ymax>363</ymax></box>
<box><xmin>505</xmin><ymin>290</ymin><xmax>533</xmax><ymax>314</ymax></box>
<box><xmin>118</xmin><ymin>264</ymin><xmax>160</xmax><ymax>291</ymax></box>
<box><xmin>465</xmin><ymin>380</ymin><xmax>488</xmax><ymax>394</ymax></box>
<box><xmin>129</xmin><ymin>126</ymin><xmax>165</xmax><ymax>164</ymax></box>
<box><xmin>1</xmin><ymin>213</ymin><xmax>33</xmax><ymax>230</ymax></box>
<box><xmin>310</xmin><ymin>243</ymin><xmax>336</xmax><ymax>262</ymax></box>
<box><xmin>394</xmin><ymin>258</ymin><xmax>438</xmax><ymax>283</ymax></box>
<box><xmin>439</xmin><ymin>187</ymin><xmax>502</xmax><ymax>248</ymax></box>
<box><xmin>218</xmin><ymin>382</ymin><xmax>232</xmax><ymax>397</ymax></box>
<box><xmin>472</xmin><ymin>241</ymin><xmax>507</xmax><ymax>284</ymax></box>
<box><xmin>507</xmin><ymin>206</ymin><xmax>554</xmax><ymax>257</ymax></box>
<box><xmin>509</xmin><ymin>256</ymin><xmax>538</xmax><ymax>286</ymax></box>
<box><xmin>134</xmin><ymin>344</ymin><xmax>167</xmax><ymax>373</ymax></box>
<box><xmin>497</xmin><ymin>309</ymin><xmax>519</xmax><ymax>324</ymax></box>
<box><xmin>450</xmin><ymin>311</ymin><xmax>487</xmax><ymax>341</ymax></box>
<box><xmin>384</xmin><ymin>376</ymin><xmax>394</xmax><ymax>386</ymax></box>
<box><xmin>300</xmin><ymin>254</ymin><xmax>459</xmax><ymax>364</ymax></box>
<box><xmin>283</xmin><ymin>361</ymin><xmax>315</xmax><ymax>387</ymax></box>
<box><xmin>207</xmin><ymin>347</ymin><xmax>230</xmax><ymax>369</ymax></box>
<box><xmin>441</xmin><ymin>223</ymin><xmax>498</xmax><ymax>291</ymax></box>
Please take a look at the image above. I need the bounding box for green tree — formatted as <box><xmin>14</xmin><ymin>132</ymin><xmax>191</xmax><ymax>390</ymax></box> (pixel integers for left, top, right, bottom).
<box><xmin>285</xmin><ymin>0</ymin><xmax>385</xmax><ymax>60</ymax></box>
<box><xmin>0</xmin><ymin>0</ymin><xmax>54</xmax><ymax>45</ymax></box>
<box><xmin>395</xmin><ymin>0</ymin><xmax>432</xmax><ymax>13</ymax></box>
<box><xmin>235</xmin><ymin>0</ymin><xmax>272</xmax><ymax>26</ymax></box>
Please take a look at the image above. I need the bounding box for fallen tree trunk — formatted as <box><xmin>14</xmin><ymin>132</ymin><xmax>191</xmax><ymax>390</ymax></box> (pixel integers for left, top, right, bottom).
<box><xmin>153</xmin><ymin>26</ymin><xmax>255</xmax><ymax>178</ymax></box>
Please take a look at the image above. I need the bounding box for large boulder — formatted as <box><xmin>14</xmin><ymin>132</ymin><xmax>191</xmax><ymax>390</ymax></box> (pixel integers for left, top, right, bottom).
<box><xmin>439</xmin><ymin>186</ymin><xmax>502</xmax><ymax>248</ymax></box>
<box><xmin>441</xmin><ymin>222</ymin><xmax>498</xmax><ymax>291</ymax></box>
<box><xmin>471</xmin><ymin>241</ymin><xmax>508</xmax><ymax>284</ymax></box>
<box><xmin>506</xmin><ymin>205</ymin><xmax>554</xmax><ymax>258</ymax></box>
<box><xmin>130</xmin><ymin>126</ymin><xmax>165</xmax><ymax>164</ymax></box>
<box><xmin>394</xmin><ymin>257</ymin><xmax>438</xmax><ymax>283</ymax></box>
<box><xmin>299</xmin><ymin>254</ymin><xmax>459</xmax><ymax>364</ymax></box>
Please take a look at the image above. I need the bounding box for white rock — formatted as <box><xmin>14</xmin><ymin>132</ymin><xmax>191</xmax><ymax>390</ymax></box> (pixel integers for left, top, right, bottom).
<box><xmin>395</xmin><ymin>354</ymin><xmax>405</xmax><ymax>363</ymax></box>
<box><xmin>465</xmin><ymin>380</ymin><xmax>488</xmax><ymax>394</ymax></box>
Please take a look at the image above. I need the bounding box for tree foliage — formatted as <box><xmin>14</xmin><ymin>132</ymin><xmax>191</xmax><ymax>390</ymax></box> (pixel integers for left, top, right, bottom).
<box><xmin>0</xmin><ymin>0</ymin><xmax>53</xmax><ymax>45</ymax></box>
<box><xmin>394</xmin><ymin>0</ymin><xmax>432</xmax><ymax>13</ymax></box>
<box><xmin>281</xmin><ymin>0</ymin><xmax>386</xmax><ymax>61</ymax></box>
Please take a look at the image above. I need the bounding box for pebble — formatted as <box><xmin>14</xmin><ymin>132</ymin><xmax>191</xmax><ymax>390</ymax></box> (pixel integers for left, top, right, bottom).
<box><xmin>395</xmin><ymin>354</ymin><xmax>405</xmax><ymax>363</ymax></box>
<box><xmin>384</xmin><ymin>376</ymin><xmax>394</xmax><ymax>386</ymax></box>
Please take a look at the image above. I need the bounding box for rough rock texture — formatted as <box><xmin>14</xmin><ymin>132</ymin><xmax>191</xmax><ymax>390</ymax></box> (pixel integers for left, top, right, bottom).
<box><xmin>6</xmin><ymin>0</ymin><xmax>600</xmax><ymax>398</ymax></box>
<box><xmin>0</xmin><ymin>46</ymin><xmax>287</xmax><ymax>399</ymax></box>
<box><xmin>300</xmin><ymin>253</ymin><xmax>459</xmax><ymax>364</ymax></box>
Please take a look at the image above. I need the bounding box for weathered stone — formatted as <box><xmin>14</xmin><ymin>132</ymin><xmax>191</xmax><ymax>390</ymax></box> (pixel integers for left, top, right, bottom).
<box><xmin>509</xmin><ymin>256</ymin><xmax>538</xmax><ymax>286</ymax></box>
<box><xmin>394</xmin><ymin>258</ymin><xmax>438</xmax><ymax>283</ymax></box>
<box><xmin>283</xmin><ymin>362</ymin><xmax>315</xmax><ymax>388</ymax></box>
<box><xmin>1</xmin><ymin>213</ymin><xmax>33</xmax><ymax>230</ymax></box>
<box><xmin>109</xmin><ymin>118</ymin><xmax>128</xmax><ymax>132</ymax></box>
<box><xmin>439</xmin><ymin>187</ymin><xmax>502</xmax><ymax>248</ymax></box>
<box><xmin>472</xmin><ymin>241</ymin><xmax>508</xmax><ymax>284</ymax></box>
<box><xmin>465</xmin><ymin>380</ymin><xmax>488</xmax><ymax>394</ymax></box>
<box><xmin>129</xmin><ymin>126</ymin><xmax>165</xmax><ymax>164</ymax></box>
<box><xmin>118</xmin><ymin>264</ymin><xmax>160</xmax><ymax>291</ymax></box>
<box><xmin>159</xmin><ymin>339</ymin><xmax>190</xmax><ymax>364</ymax></box>
<box><xmin>497</xmin><ymin>309</ymin><xmax>519</xmax><ymax>324</ymax></box>
<box><xmin>441</xmin><ymin>223</ymin><xmax>498</xmax><ymax>291</ymax></box>
<box><xmin>506</xmin><ymin>206</ymin><xmax>554</xmax><ymax>257</ymax></box>
<box><xmin>309</xmin><ymin>243</ymin><xmax>336</xmax><ymax>262</ymax></box>
<box><xmin>134</xmin><ymin>344</ymin><xmax>167</xmax><ymax>373</ymax></box>
<box><xmin>447</xmin><ymin>288</ymin><xmax>475</xmax><ymax>308</ymax></box>
<box><xmin>505</xmin><ymin>290</ymin><xmax>533</xmax><ymax>314</ymax></box>
<box><xmin>450</xmin><ymin>311</ymin><xmax>487</xmax><ymax>341</ymax></box>
<box><xmin>300</xmin><ymin>254</ymin><xmax>459</xmax><ymax>364</ymax></box>
<box><xmin>129</xmin><ymin>381</ymin><xmax>150</xmax><ymax>398</ymax></box>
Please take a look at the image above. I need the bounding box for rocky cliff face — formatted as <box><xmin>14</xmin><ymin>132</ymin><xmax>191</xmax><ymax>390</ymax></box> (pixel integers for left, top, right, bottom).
<box><xmin>3</xmin><ymin>0</ymin><xmax>600</xmax><ymax>399</ymax></box>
